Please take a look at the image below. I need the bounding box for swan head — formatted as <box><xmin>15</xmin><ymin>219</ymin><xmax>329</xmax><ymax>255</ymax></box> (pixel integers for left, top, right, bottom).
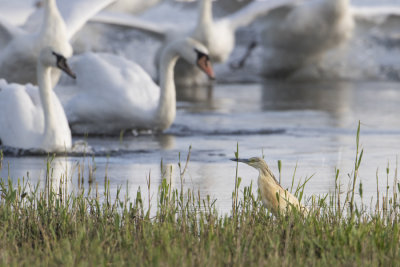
<box><xmin>176</xmin><ymin>38</ymin><xmax>215</xmax><ymax>79</ymax></box>
<box><xmin>39</xmin><ymin>47</ymin><xmax>76</xmax><ymax>79</ymax></box>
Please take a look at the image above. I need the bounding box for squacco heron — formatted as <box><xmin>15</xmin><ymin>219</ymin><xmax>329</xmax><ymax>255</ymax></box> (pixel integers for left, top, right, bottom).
<box><xmin>231</xmin><ymin>157</ymin><xmax>308</xmax><ymax>216</ymax></box>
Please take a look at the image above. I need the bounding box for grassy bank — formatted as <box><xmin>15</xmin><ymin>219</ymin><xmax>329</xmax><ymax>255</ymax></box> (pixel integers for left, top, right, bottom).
<box><xmin>0</xmin><ymin>126</ymin><xmax>400</xmax><ymax>266</ymax></box>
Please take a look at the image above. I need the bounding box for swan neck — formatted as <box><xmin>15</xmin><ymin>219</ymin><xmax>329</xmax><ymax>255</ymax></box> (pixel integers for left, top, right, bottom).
<box><xmin>197</xmin><ymin>0</ymin><xmax>213</xmax><ymax>27</ymax></box>
<box><xmin>39</xmin><ymin>0</ymin><xmax>65</xmax><ymax>37</ymax></box>
<box><xmin>156</xmin><ymin>47</ymin><xmax>179</xmax><ymax>130</ymax></box>
<box><xmin>37</xmin><ymin>62</ymin><xmax>55</xmax><ymax>138</ymax></box>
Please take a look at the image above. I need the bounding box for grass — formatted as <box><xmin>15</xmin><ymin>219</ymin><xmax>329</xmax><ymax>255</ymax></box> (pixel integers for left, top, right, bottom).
<box><xmin>0</xmin><ymin>123</ymin><xmax>400</xmax><ymax>266</ymax></box>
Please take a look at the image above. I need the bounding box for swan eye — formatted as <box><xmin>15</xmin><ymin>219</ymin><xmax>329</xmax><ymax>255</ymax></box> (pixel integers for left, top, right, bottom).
<box><xmin>52</xmin><ymin>51</ymin><xmax>64</xmax><ymax>62</ymax></box>
<box><xmin>194</xmin><ymin>48</ymin><xmax>210</xmax><ymax>61</ymax></box>
<box><xmin>52</xmin><ymin>51</ymin><xmax>76</xmax><ymax>79</ymax></box>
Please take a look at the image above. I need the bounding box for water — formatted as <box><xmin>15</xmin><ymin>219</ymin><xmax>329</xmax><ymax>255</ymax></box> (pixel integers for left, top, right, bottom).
<box><xmin>2</xmin><ymin>81</ymin><xmax>400</xmax><ymax>214</ymax></box>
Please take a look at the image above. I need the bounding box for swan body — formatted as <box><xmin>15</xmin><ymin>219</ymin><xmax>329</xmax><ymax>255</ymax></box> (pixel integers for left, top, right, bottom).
<box><xmin>0</xmin><ymin>47</ymin><xmax>75</xmax><ymax>152</ymax></box>
<box><xmin>55</xmin><ymin>52</ymin><xmax>159</xmax><ymax>134</ymax></box>
<box><xmin>0</xmin><ymin>0</ymin><xmax>115</xmax><ymax>85</ymax></box>
<box><xmin>260</xmin><ymin>0</ymin><xmax>354</xmax><ymax>78</ymax></box>
<box><xmin>56</xmin><ymin>37</ymin><xmax>214</xmax><ymax>135</ymax></box>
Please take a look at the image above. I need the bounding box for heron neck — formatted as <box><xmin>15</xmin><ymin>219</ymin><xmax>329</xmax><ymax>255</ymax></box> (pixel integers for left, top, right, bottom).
<box><xmin>260</xmin><ymin>164</ymin><xmax>279</xmax><ymax>185</ymax></box>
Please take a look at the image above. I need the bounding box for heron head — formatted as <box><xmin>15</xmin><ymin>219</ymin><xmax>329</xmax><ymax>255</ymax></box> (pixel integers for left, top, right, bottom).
<box><xmin>230</xmin><ymin>157</ymin><xmax>267</xmax><ymax>170</ymax></box>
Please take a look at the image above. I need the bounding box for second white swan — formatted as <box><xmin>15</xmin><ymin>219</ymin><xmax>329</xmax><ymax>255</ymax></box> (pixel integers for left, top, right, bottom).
<box><xmin>56</xmin><ymin>37</ymin><xmax>214</xmax><ymax>135</ymax></box>
<box><xmin>0</xmin><ymin>46</ymin><xmax>76</xmax><ymax>152</ymax></box>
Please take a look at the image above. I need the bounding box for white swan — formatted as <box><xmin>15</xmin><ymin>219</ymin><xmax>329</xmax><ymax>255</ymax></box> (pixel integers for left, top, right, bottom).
<box><xmin>91</xmin><ymin>0</ymin><xmax>299</xmax><ymax>85</ymax></box>
<box><xmin>175</xmin><ymin>0</ymin><xmax>304</xmax><ymax>85</ymax></box>
<box><xmin>259</xmin><ymin>0</ymin><xmax>354</xmax><ymax>78</ymax></box>
<box><xmin>0</xmin><ymin>47</ymin><xmax>76</xmax><ymax>152</ymax></box>
<box><xmin>192</xmin><ymin>0</ymin><xmax>302</xmax><ymax>63</ymax></box>
<box><xmin>0</xmin><ymin>0</ymin><xmax>115</xmax><ymax>85</ymax></box>
<box><xmin>55</xmin><ymin>37</ymin><xmax>214</xmax><ymax>135</ymax></box>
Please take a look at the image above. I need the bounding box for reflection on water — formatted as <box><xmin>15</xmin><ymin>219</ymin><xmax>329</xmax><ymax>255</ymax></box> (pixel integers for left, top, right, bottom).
<box><xmin>262</xmin><ymin>81</ymin><xmax>352</xmax><ymax>113</ymax></box>
<box><xmin>176</xmin><ymin>84</ymin><xmax>214</xmax><ymax>104</ymax></box>
<box><xmin>1</xmin><ymin>81</ymin><xmax>400</xmax><ymax>214</ymax></box>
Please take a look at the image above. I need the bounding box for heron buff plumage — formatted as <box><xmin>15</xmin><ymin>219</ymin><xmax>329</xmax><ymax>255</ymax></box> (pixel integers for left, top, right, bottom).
<box><xmin>232</xmin><ymin>157</ymin><xmax>308</xmax><ymax>216</ymax></box>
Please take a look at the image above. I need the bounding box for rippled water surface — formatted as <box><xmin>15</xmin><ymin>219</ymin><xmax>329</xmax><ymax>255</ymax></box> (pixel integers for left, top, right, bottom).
<box><xmin>2</xmin><ymin>81</ymin><xmax>400</xmax><ymax>214</ymax></box>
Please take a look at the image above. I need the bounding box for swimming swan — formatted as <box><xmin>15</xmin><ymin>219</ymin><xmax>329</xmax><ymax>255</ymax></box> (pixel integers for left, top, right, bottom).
<box><xmin>0</xmin><ymin>0</ymin><xmax>115</xmax><ymax>86</ymax></box>
<box><xmin>0</xmin><ymin>47</ymin><xmax>76</xmax><ymax>152</ymax></box>
<box><xmin>56</xmin><ymin>37</ymin><xmax>214</xmax><ymax>135</ymax></box>
<box><xmin>260</xmin><ymin>0</ymin><xmax>354</xmax><ymax>78</ymax></box>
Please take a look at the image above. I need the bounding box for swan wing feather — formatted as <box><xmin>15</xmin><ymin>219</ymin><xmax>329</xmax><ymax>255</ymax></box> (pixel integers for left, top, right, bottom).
<box><xmin>91</xmin><ymin>1</ymin><xmax>199</xmax><ymax>40</ymax></box>
<box><xmin>91</xmin><ymin>11</ymin><xmax>168</xmax><ymax>39</ymax></box>
<box><xmin>22</xmin><ymin>0</ymin><xmax>117</xmax><ymax>39</ymax></box>
<box><xmin>56</xmin><ymin>0</ymin><xmax>118</xmax><ymax>39</ymax></box>
<box><xmin>224</xmin><ymin>0</ymin><xmax>302</xmax><ymax>30</ymax></box>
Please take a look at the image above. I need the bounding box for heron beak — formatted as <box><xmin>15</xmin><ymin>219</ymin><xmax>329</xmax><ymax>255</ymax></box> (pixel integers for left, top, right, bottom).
<box><xmin>197</xmin><ymin>55</ymin><xmax>215</xmax><ymax>80</ymax></box>
<box><xmin>230</xmin><ymin>158</ymin><xmax>250</xmax><ymax>164</ymax></box>
<box><xmin>56</xmin><ymin>56</ymin><xmax>76</xmax><ymax>79</ymax></box>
